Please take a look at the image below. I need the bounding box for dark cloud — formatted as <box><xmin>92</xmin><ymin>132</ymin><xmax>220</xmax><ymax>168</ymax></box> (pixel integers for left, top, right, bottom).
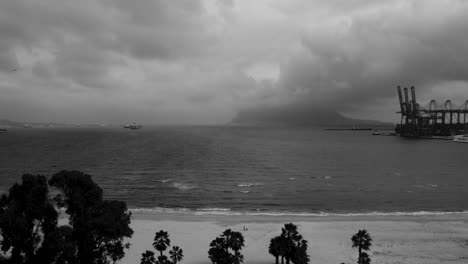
<box><xmin>278</xmin><ymin>0</ymin><xmax>468</xmax><ymax>115</ymax></box>
<box><xmin>1</xmin><ymin>0</ymin><xmax>468</xmax><ymax>124</ymax></box>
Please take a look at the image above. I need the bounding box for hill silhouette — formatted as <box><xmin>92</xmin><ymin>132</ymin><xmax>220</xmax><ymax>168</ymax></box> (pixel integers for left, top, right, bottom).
<box><xmin>230</xmin><ymin>105</ymin><xmax>389</xmax><ymax>127</ymax></box>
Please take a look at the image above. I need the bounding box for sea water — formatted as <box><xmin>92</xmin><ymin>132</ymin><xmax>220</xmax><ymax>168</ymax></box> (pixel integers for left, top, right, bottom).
<box><xmin>1</xmin><ymin>126</ymin><xmax>467</xmax><ymax>216</ymax></box>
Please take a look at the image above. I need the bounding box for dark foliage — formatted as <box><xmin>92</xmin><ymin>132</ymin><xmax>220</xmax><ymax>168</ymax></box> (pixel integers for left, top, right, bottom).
<box><xmin>0</xmin><ymin>171</ymin><xmax>133</xmax><ymax>264</ymax></box>
<box><xmin>140</xmin><ymin>230</ymin><xmax>183</xmax><ymax>264</ymax></box>
<box><xmin>208</xmin><ymin>229</ymin><xmax>244</xmax><ymax>264</ymax></box>
<box><xmin>153</xmin><ymin>230</ymin><xmax>171</xmax><ymax>257</ymax></box>
<box><xmin>0</xmin><ymin>174</ymin><xmax>59</xmax><ymax>263</ymax></box>
<box><xmin>156</xmin><ymin>255</ymin><xmax>171</xmax><ymax>264</ymax></box>
<box><xmin>268</xmin><ymin>223</ymin><xmax>309</xmax><ymax>264</ymax></box>
<box><xmin>35</xmin><ymin>225</ymin><xmax>78</xmax><ymax>264</ymax></box>
<box><xmin>49</xmin><ymin>170</ymin><xmax>133</xmax><ymax>264</ymax></box>
<box><xmin>141</xmin><ymin>250</ymin><xmax>156</xmax><ymax>264</ymax></box>
<box><xmin>169</xmin><ymin>246</ymin><xmax>183</xmax><ymax>264</ymax></box>
<box><xmin>351</xmin><ymin>229</ymin><xmax>372</xmax><ymax>264</ymax></box>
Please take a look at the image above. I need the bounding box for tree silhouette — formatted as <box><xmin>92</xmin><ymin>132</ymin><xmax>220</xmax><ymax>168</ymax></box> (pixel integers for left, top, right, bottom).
<box><xmin>351</xmin><ymin>229</ymin><xmax>372</xmax><ymax>264</ymax></box>
<box><xmin>223</xmin><ymin>229</ymin><xmax>245</xmax><ymax>255</ymax></box>
<box><xmin>208</xmin><ymin>237</ymin><xmax>229</xmax><ymax>264</ymax></box>
<box><xmin>49</xmin><ymin>170</ymin><xmax>133</xmax><ymax>264</ymax></box>
<box><xmin>269</xmin><ymin>223</ymin><xmax>309</xmax><ymax>264</ymax></box>
<box><xmin>142</xmin><ymin>230</ymin><xmax>183</xmax><ymax>264</ymax></box>
<box><xmin>153</xmin><ymin>230</ymin><xmax>171</xmax><ymax>257</ymax></box>
<box><xmin>0</xmin><ymin>174</ymin><xmax>58</xmax><ymax>263</ymax></box>
<box><xmin>169</xmin><ymin>246</ymin><xmax>184</xmax><ymax>264</ymax></box>
<box><xmin>35</xmin><ymin>225</ymin><xmax>78</xmax><ymax>264</ymax></box>
<box><xmin>281</xmin><ymin>223</ymin><xmax>303</xmax><ymax>264</ymax></box>
<box><xmin>291</xmin><ymin>239</ymin><xmax>309</xmax><ymax>264</ymax></box>
<box><xmin>0</xmin><ymin>171</ymin><xmax>132</xmax><ymax>264</ymax></box>
<box><xmin>208</xmin><ymin>229</ymin><xmax>244</xmax><ymax>264</ymax></box>
<box><xmin>269</xmin><ymin>236</ymin><xmax>282</xmax><ymax>264</ymax></box>
<box><xmin>156</xmin><ymin>255</ymin><xmax>171</xmax><ymax>264</ymax></box>
<box><xmin>141</xmin><ymin>250</ymin><xmax>156</xmax><ymax>264</ymax></box>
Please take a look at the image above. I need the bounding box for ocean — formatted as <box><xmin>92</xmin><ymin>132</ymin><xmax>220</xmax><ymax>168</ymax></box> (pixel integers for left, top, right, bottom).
<box><xmin>1</xmin><ymin>126</ymin><xmax>467</xmax><ymax>216</ymax></box>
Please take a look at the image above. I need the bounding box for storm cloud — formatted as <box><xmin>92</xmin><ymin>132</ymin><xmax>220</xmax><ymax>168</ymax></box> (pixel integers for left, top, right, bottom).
<box><xmin>1</xmin><ymin>0</ymin><xmax>468</xmax><ymax>124</ymax></box>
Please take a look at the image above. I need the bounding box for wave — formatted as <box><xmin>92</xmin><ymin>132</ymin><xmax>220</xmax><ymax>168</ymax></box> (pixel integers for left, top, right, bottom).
<box><xmin>413</xmin><ymin>184</ymin><xmax>439</xmax><ymax>189</ymax></box>
<box><xmin>130</xmin><ymin>207</ymin><xmax>468</xmax><ymax>217</ymax></box>
<box><xmin>160</xmin><ymin>179</ymin><xmax>172</xmax><ymax>183</ymax></box>
<box><xmin>171</xmin><ymin>182</ymin><xmax>197</xmax><ymax>191</ymax></box>
<box><xmin>237</xmin><ymin>183</ymin><xmax>263</xmax><ymax>187</ymax></box>
<box><xmin>197</xmin><ymin>208</ymin><xmax>231</xmax><ymax>212</ymax></box>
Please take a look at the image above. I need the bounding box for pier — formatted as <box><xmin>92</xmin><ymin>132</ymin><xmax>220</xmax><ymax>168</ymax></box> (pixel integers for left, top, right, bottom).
<box><xmin>395</xmin><ymin>86</ymin><xmax>468</xmax><ymax>137</ymax></box>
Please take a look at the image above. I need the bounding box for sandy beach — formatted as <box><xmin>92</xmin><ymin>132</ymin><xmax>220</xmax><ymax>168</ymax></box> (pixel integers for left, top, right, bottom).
<box><xmin>122</xmin><ymin>212</ymin><xmax>468</xmax><ymax>264</ymax></box>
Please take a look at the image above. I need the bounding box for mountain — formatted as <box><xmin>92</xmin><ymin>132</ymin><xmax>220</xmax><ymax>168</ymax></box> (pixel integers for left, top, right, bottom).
<box><xmin>0</xmin><ymin>119</ymin><xmax>24</xmax><ymax>127</ymax></box>
<box><xmin>229</xmin><ymin>105</ymin><xmax>390</xmax><ymax>127</ymax></box>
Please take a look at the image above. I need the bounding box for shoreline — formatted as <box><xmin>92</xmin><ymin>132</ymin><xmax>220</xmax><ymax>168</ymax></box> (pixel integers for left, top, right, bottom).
<box><xmin>129</xmin><ymin>210</ymin><xmax>468</xmax><ymax>223</ymax></box>
<box><xmin>122</xmin><ymin>211</ymin><xmax>468</xmax><ymax>264</ymax></box>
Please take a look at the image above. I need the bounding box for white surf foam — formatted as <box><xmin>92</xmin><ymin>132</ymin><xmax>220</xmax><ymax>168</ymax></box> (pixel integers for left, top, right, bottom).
<box><xmin>171</xmin><ymin>182</ymin><xmax>197</xmax><ymax>191</ymax></box>
<box><xmin>130</xmin><ymin>207</ymin><xmax>468</xmax><ymax>217</ymax></box>
<box><xmin>160</xmin><ymin>179</ymin><xmax>172</xmax><ymax>183</ymax></box>
<box><xmin>237</xmin><ymin>183</ymin><xmax>263</xmax><ymax>187</ymax></box>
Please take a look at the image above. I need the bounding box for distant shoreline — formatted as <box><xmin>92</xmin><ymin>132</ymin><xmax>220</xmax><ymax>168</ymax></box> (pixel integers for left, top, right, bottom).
<box><xmin>325</xmin><ymin>127</ymin><xmax>395</xmax><ymax>131</ymax></box>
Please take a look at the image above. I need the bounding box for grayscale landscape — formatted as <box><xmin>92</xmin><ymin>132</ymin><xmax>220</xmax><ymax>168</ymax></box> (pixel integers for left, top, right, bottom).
<box><xmin>0</xmin><ymin>1</ymin><xmax>467</xmax><ymax>264</ymax></box>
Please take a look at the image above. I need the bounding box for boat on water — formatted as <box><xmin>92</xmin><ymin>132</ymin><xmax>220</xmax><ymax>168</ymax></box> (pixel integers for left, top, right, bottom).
<box><xmin>371</xmin><ymin>130</ymin><xmax>380</xmax><ymax>135</ymax></box>
<box><xmin>0</xmin><ymin>128</ymin><xmax>7</xmax><ymax>133</ymax></box>
<box><xmin>123</xmin><ymin>123</ymin><xmax>142</xmax><ymax>130</ymax></box>
<box><xmin>453</xmin><ymin>134</ymin><xmax>468</xmax><ymax>143</ymax></box>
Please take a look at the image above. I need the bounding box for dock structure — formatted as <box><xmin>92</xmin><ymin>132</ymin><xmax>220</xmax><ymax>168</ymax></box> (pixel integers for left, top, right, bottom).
<box><xmin>395</xmin><ymin>86</ymin><xmax>468</xmax><ymax>137</ymax></box>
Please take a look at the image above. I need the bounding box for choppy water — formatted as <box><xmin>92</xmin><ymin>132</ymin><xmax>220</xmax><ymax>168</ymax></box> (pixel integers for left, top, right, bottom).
<box><xmin>1</xmin><ymin>126</ymin><xmax>467</xmax><ymax>215</ymax></box>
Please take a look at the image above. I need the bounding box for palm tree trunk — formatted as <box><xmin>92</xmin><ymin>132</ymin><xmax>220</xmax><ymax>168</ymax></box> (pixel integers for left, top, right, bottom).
<box><xmin>275</xmin><ymin>255</ymin><xmax>279</xmax><ymax>264</ymax></box>
<box><xmin>281</xmin><ymin>256</ymin><xmax>284</xmax><ymax>264</ymax></box>
<box><xmin>160</xmin><ymin>250</ymin><xmax>163</xmax><ymax>257</ymax></box>
<box><xmin>286</xmin><ymin>257</ymin><xmax>290</xmax><ymax>264</ymax></box>
<box><xmin>358</xmin><ymin>246</ymin><xmax>362</xmax><ymax>264</ymax></box>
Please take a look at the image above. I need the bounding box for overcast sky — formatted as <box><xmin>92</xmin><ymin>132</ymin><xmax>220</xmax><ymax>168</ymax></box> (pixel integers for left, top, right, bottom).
<box><xmin>1</xmin><ymin>0</ymin><xmax>468</xmax><ymax>125</ymax></box>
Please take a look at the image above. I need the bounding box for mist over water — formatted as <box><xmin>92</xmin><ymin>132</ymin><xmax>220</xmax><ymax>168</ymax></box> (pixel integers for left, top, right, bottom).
<box><xmin>1</xmin><ymin>126</ymin><xmax>467</xmax><ymax>214</ymax></box>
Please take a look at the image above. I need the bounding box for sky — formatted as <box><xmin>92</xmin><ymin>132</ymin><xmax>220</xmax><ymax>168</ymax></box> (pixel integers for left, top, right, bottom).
<box><xmin>1</xmin><ymin>0</ymin><xmax>468</xmax><ymax>125</ymax></box>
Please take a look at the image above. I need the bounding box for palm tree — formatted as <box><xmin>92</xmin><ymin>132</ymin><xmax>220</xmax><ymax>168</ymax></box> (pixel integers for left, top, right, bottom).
<box><xmin>229</xmin><ymin>231</ymin><xmax>245</xmax><ymax>254</ymax></box>
<box><xmin>292</xmin><ymin>239</ymin><xmax>309</xmax><ymax>264</ymax></box>
<box><xmin>208</xmin><ymin>236</ymin><xmax>228</xmax><ymax>264</ymax></box>
<box><xmin>279</xmin><ymin>236</ymin><xmax>288</xmax><ymax>264</ymax></box>
<box><xmin>156</xmin><ymin>255</ymin><xmax>170</xmax><ymax>264</ymax></box>
<box><xmin>140</xmin><ymin>250</ymin><xmax>156</xmax><ymax>264</ymax></box>
<box><xmin>153</xmin><ymin>230</ymin><xmax>171</xmax><ymax>257</ymax></box>
<box><xmin>281</xmin><ymin>223</ymin><xmax>302</xmax><ymax>264</ymax></box>
<box><xmin>269</xmin><ymin>236</ymin><xmax>282</xmax><ymax>264</ymax></box>
<box><xmin>351</xmin><ymin>229</ymin><xmax>372</xmax><ymax>264</ymax></box>
<box><xmin>169</xmin><ymin>246</ymin><xmax>184</xmax><ymax>264</ymax></box>
<box><xmin>269</xmin><ymin>223</ymin><xmax>308</xmax><ymax>264</ymax></box>
<box><xmin>232</xmin><ymin>251</ymin><xmax>244</xmax><ymax>264</ymax></box>
<box><xmin>222</xmin><ymin>229</ymin><xmax>233</xmax><ymax>249</ymax></box>
<box><xmin>209</xmin><ymin>229</ymin><xmax>244</xmax><ymax>264</ymax></box>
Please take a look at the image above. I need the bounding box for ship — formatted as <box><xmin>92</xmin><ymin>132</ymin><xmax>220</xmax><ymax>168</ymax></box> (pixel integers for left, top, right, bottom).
<box><xmin>124</xmin><ymin>123</ymin><xmax>142</xmax><ymax>130</ymax></box>
<box><xmin>453</xmin><ymin>134</ymin><xmax>468</xmax><ymax>143</ymax></box>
